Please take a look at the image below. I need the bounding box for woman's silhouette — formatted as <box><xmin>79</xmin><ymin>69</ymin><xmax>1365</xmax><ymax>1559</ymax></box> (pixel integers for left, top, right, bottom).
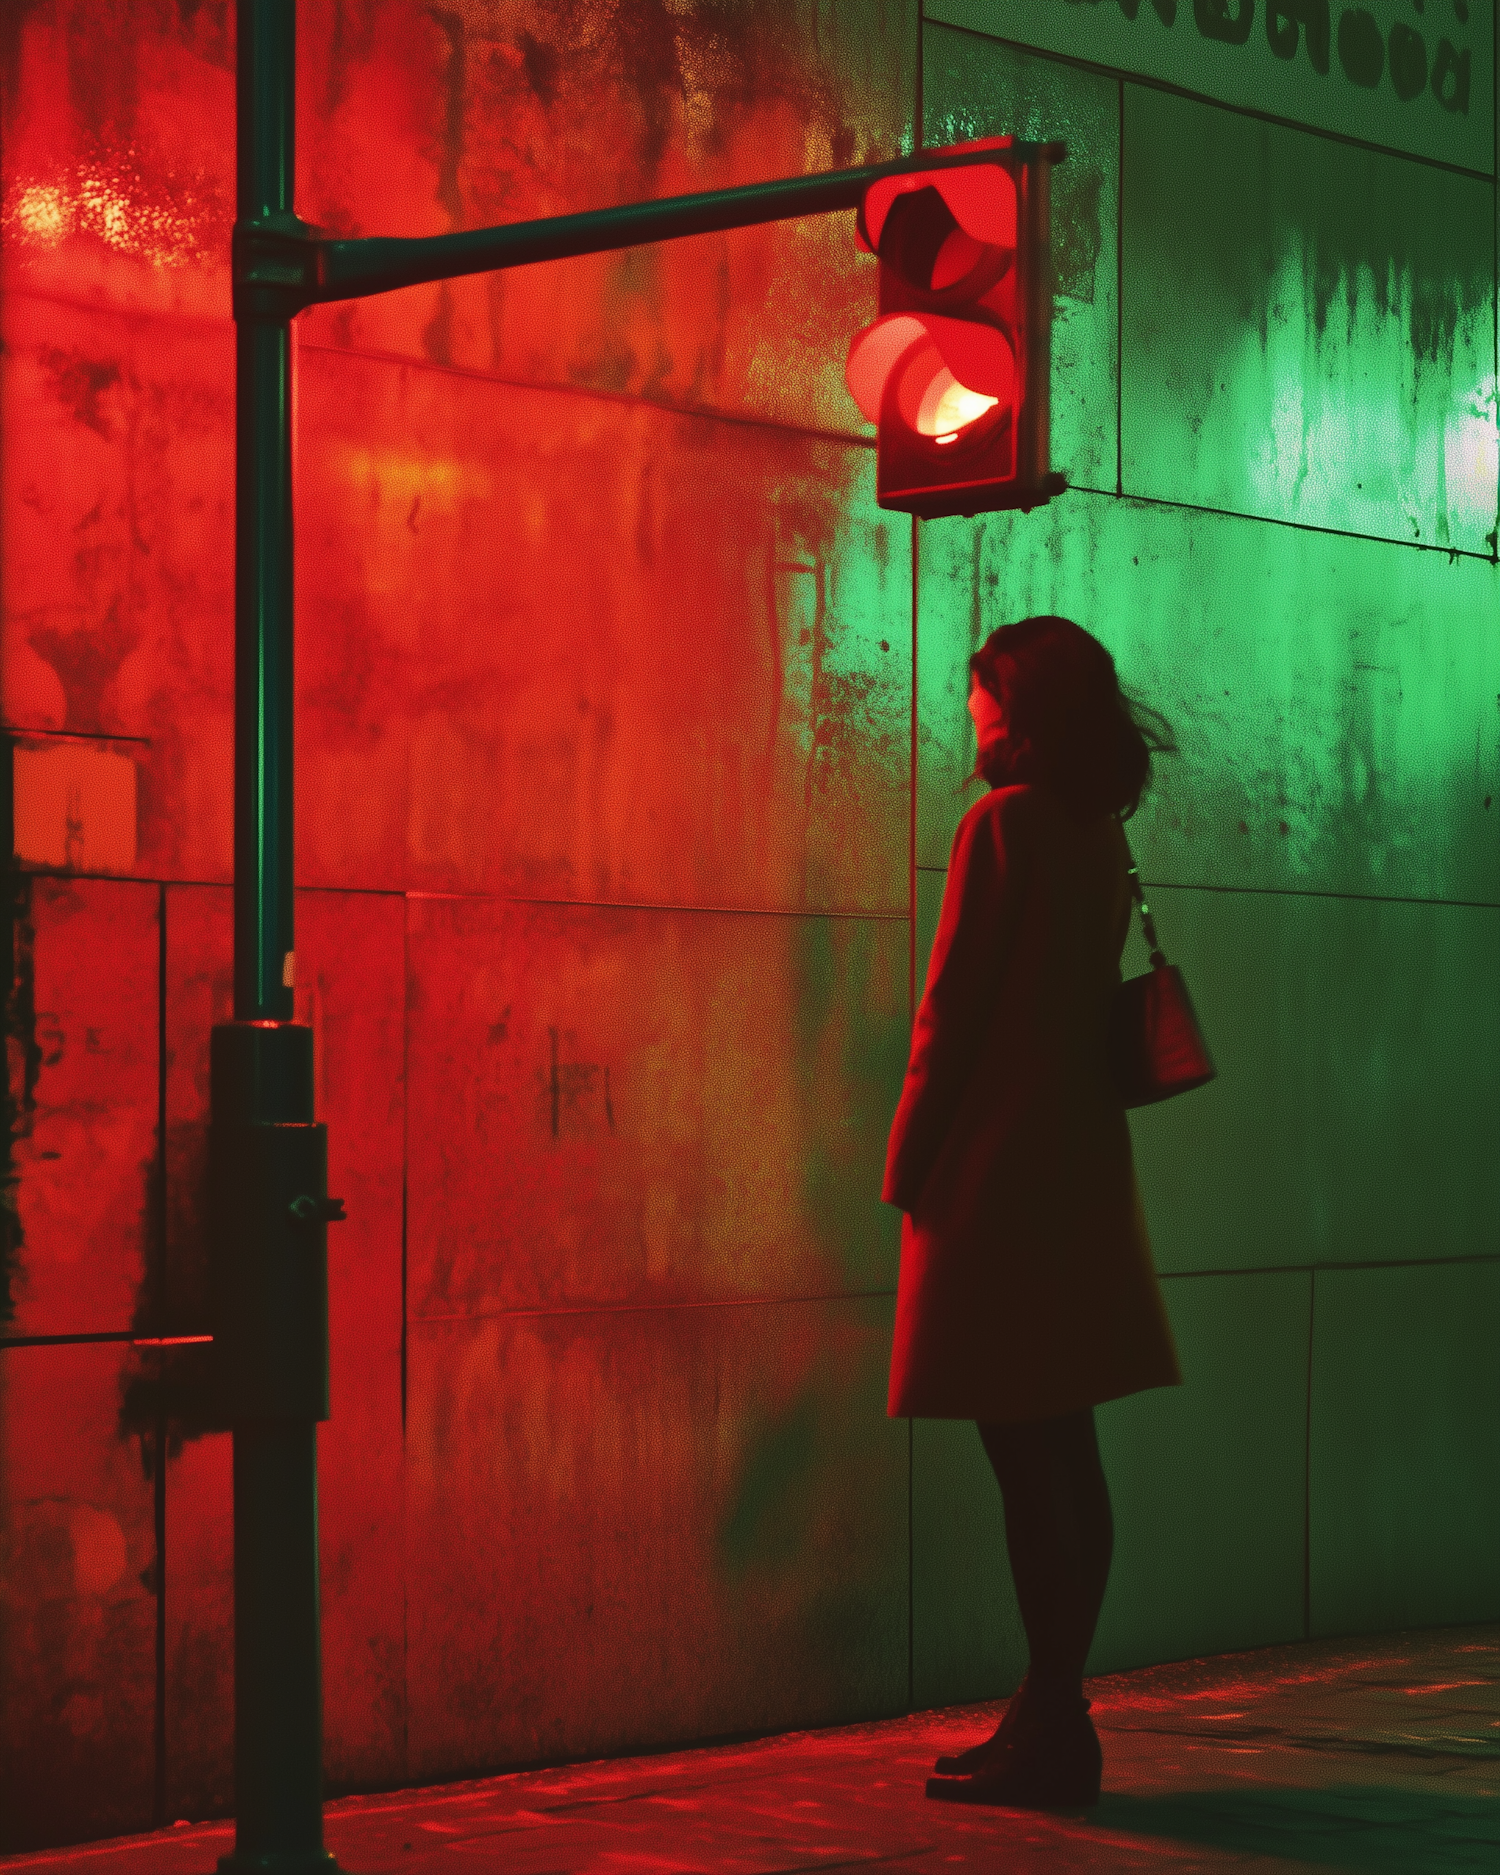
<box><xmin>884</xmin><ymin>616</ymin><xmax>1181</xmax><ymax>1811</ymax></box>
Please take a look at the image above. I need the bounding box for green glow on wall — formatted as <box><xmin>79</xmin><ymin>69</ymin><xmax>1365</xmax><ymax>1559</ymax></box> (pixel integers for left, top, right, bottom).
<box><xmin>1123</xmin><ymin>87</ymin><xmax>1497</xmax><ymax>554</ymax></box>
<box><xmin>914</xmin><ymin>13</ymin><xmax>1500</xmax><ymax>1694</ymax></box>
<box><xmin>1225</xmin><ymin>228</ymin><xmax>1499</xmax><ymax>542</ymax></box>
<box><xmin>917</xmin><ymin>491</ymin><xmax>1499</xmax><ymax>899</ymax></box>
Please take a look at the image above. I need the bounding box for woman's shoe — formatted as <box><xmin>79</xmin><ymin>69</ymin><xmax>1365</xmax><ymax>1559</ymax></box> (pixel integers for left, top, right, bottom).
<box><xmin>927</xmin><ymin>1694</ymin><xmax>1101</xmax><ymax>1810</ymax></box>
<box><xmin>931</xmin><ymin>1674</ymin><xmax>1032</xmax><ymax>1776</ymax></box>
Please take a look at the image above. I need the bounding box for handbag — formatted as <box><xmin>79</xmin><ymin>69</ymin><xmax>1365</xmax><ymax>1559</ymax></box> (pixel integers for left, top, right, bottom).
<box><xmin>1109</xmin><ymin>836</ymin><xmax>1216</xmax><ymax>1108</ymax></box>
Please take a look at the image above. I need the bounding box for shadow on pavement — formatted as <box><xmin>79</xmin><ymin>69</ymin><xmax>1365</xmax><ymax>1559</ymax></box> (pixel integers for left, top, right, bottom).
<box><xmin>1090</xmin><ymin>1784</ymin><xmax>1499</xmax><ymax>1873</ymax></box>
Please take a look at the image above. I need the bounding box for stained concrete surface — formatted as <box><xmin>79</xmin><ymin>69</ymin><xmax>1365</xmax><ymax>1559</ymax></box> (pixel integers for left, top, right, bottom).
<box><xmin>7</xmin><ymin>1625</ymin><xmax>1495</xmax><ymax>1873</ymax></box>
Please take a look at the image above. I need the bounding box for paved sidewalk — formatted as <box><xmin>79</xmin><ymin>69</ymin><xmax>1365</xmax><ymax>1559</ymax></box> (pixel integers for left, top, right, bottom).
<box><xmin>8</xmin><ymin>1626</ymin><xmax>1497</xmax><ymax>1874</ymax></box>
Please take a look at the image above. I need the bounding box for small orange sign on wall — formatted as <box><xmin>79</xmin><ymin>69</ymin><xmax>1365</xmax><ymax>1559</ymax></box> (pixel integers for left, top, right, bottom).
<box><xmin>11</xmin><ymin>738</ymin><xmax>138</xmax><ymax>874</ymax></box>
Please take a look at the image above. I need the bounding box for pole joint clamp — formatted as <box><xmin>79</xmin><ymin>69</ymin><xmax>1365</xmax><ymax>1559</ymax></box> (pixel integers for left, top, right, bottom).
<box><xmin>233</xmin><ymin>213</ymin><xmax>327</xmax><ymax>322</ymax></box>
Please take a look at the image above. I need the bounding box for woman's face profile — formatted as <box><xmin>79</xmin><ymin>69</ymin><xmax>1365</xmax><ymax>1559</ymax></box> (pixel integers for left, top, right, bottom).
<box><xmin>968</xmin><ymin>672</ymin><xmax>1006</xmax><ymax>753</ymax></box>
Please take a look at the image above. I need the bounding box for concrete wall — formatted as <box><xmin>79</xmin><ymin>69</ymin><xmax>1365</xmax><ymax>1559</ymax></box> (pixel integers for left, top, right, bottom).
<box><xmin>1</xmin><ymin>0</ymin><xmax>1495</xmax><ymax>1850</ymax></box>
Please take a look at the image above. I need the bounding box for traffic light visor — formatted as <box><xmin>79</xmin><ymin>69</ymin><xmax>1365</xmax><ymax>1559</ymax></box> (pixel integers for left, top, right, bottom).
<box><xmin>856</xmin><ymin>161</ymin><xmax>1017</xmax><ymax>259</ymax></box>
<box><xmin>845</xmin><ymin>312</ymin><xmax>1015</xmax><ymax>442</ymax></box>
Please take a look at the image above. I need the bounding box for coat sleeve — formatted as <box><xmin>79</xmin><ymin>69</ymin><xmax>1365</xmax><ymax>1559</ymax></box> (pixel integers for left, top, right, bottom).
<box><xmin>881</xmin><ymin>788</ymin><xmax>1028</xmax><ymax>1213</ymax></box>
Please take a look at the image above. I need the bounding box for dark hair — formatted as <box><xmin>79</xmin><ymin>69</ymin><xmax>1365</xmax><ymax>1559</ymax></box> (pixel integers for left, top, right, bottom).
<box><xmin>968</xmin><ymin>615</ymin><xmax>1175</xmax><ymax>821</ymax></box>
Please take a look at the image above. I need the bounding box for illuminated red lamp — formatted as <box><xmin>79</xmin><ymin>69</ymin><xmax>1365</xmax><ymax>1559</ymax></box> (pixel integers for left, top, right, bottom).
<box><xmin>846</xmin><ymin>138</ymin><xmax>1067</xmax><ymax>519</ymax></box>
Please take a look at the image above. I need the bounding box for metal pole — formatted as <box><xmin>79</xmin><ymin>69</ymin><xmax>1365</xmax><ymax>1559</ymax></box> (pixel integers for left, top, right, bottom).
<box><xmin>236</xmin><ymin>0</ymin><xmax>295</xmax><ymax>1024</ymax></box>
<box><xmin>215</xmin><ymin>4</ymin><xmax>338</xmax><ymax>1871</ymax></box>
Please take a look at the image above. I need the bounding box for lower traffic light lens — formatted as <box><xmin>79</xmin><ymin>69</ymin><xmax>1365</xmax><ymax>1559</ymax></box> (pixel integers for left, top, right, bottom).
<box><xmin>846</xmin><ymin>313</ymin><xmax>1014</xmax><ymax>445</ymax></box>
<box><xmin>918</xmin><ymin>370</ymin><xmax>1000</xmax><ymax>443</ymax></box>
<box><xmin>892</xmin><ymin>335</ymin><xmax>1011</xmax><ymax>455</ymax></box>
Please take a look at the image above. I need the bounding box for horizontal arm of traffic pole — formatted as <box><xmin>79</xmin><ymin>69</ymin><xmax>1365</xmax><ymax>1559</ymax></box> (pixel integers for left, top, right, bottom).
<box><xmin>233</xmin><ymin>140</ymin><xmax>1065</xmax><ymax>321</ymax></box>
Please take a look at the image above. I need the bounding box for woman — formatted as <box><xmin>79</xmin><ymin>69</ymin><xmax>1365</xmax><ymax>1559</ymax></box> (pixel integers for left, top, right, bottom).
<box><xmin>884</xmin><ymin>615</ymin><xmax>1181</xmax><ymax>1811</ymax></box>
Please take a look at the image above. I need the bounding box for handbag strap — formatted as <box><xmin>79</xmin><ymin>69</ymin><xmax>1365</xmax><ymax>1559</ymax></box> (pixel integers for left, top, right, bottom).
<box><xmin>1121</xmin><ymin>828</ymin><xmax>1168</xmax><ymax>970</ymax></box>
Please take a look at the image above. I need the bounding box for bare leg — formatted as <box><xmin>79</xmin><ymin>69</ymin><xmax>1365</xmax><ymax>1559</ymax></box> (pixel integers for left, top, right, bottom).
<box><xmin>980</xmin><ymin>1406</ymin><xmax>1113</xmax><ymax>1697</ymax></box>
<box><xmin>933</xmin><ymin>1408</ymin><xmax>1112</xmax><ymax>1776</ymax></box>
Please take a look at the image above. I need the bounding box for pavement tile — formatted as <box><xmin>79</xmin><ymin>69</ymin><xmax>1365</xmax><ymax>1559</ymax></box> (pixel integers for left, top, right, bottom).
<box><xmin>3</xmin><ymin>1626</ymin><xmax>1495</xmax><ymax>1875</ymax></box>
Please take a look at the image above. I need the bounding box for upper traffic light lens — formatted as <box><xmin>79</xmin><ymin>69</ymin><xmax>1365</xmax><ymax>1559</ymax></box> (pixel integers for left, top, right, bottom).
<box><xmin>877</xmin><ymin>187</ymin><xmax>1012</xmax><ymax>299</ymax></box>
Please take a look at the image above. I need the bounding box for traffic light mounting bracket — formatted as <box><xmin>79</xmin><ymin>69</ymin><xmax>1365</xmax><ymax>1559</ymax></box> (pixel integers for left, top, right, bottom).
<box><xmin>232</xmin><ymin>140</ymin><xmax>1067</xmax><ymax>323</ymax></box>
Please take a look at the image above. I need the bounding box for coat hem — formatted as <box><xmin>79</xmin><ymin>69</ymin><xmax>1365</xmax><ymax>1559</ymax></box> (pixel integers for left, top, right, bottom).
<box><xmin>887</xmin><ymin>1370</ymin><xmax>1184</xmax><ymax>1424</ymax></box>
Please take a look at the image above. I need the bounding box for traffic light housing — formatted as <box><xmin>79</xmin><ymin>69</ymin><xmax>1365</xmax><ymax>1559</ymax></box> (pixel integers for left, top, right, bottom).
<box><xmin>846</xmin><ymin>138</ymin><xmax>1067</xmax><ymax>519</ymax></box>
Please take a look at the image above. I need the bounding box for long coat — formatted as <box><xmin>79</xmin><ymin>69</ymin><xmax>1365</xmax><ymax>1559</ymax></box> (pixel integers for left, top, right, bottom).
<box><xmin>883</xmin><ymin>782</ymin><xmax>1181</xmax><ymax>1423</ymax></box>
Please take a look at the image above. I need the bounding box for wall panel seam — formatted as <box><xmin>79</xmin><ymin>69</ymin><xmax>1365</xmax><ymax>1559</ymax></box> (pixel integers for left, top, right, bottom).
<box><xmin>404</xmin><ymin>892</ymin><xmax>913</xmax><ymax>920</ymax></box>
<box><xmin>912</xmin><ymin>874</ymin><xmax>1500</xmax><ymax>913</ymax></box>
<box><xmin>923</xmin><ymin>18</ymin><xmax>1497</xmax><ymax>182</ymax></box>
<box><xmin>400</xmin><ymin>889</ymin><xmax>412</xmax><ymax>1783</ymax></box>
<box><xmin>14</xmin><ymin>1261</ymin><xmax>1494</xmax><ymax>1353</ymax></box>
<box><xmin>152</xmin><ymin>879</ymin><xmax>168</xmax><ymax>1829</ymax></box>
<box><xmin>6</xmin><ymin>878</ymin><xmax>927</xmax><ymax>919</ymax></box>
<box><xmin>16</xmin><ymin>871</ymin><xmax>410</xmax><ymax>899</ymax></box>
<box><xmin>1116</xmin><ymin>72</ymin><xmax>1125</xmax><ymax>501</ymax></box>
<box><xmin>1161</xmin><ymin>1255</ymin><xmax>1500</xmax><ymax>1281</ymax></box>
<box><xmin>911</xmin><ymin>5</ymin><xmax>923</xmax><ymax>1722</ymax></box>
<box><xmin>1</xmin><ymin>724</ymin><xmax>151</xmax><ymax>745</ymax></box>
<box><xmin>1078</xmin><ymin>487</ymin><xmax>1500</xmax><ymax>566</ymax></box>
<box><xmin>409</xmin><ymin>1290</ymin><xmax>898</xmax><ymax>1327</ymax></box>
<box><xmin>1303</xmin><ymin>1267</ymin><xmax>1316</xmax><ymax>1641</ymax></box>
